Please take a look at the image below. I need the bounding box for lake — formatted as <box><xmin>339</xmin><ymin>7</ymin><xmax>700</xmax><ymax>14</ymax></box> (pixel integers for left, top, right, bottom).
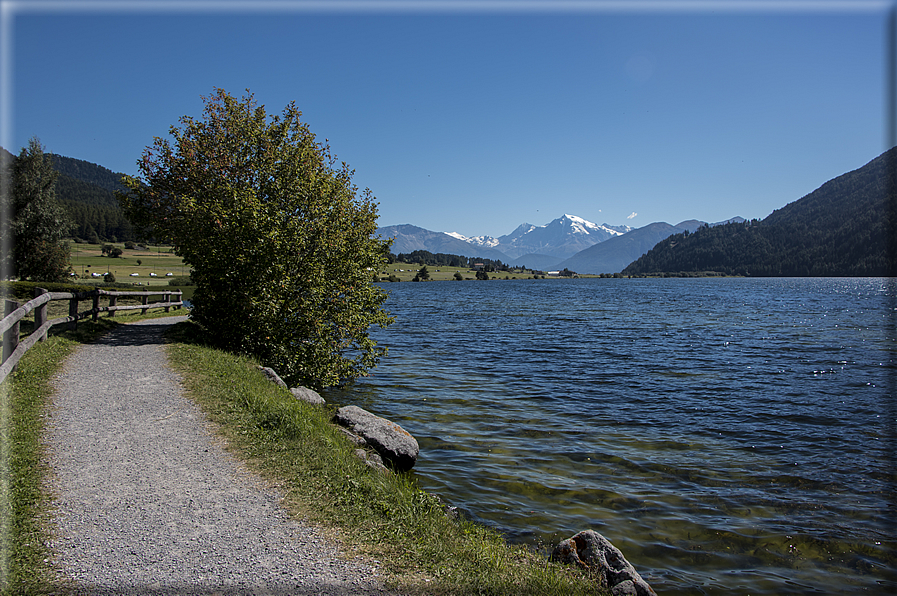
<box><xmin>323</xmin><ymin>277</ymin><xmax>895</xmax><ymax>595</ymax></box>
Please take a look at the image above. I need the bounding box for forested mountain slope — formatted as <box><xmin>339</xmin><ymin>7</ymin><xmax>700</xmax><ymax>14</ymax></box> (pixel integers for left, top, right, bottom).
<box><xmin>2</xmin><ymin>147</ymin><xmax>134</xmax><ymax>242</ymax></box>
<box><xmin>623</xmin><ymin>148</ymin><xmax>895</xmax><ymax>277</ymax></box>
<box><xmin>49</xmin><ymin>153</ymin><xmax>134</xmax><ymax>242</ymax></box>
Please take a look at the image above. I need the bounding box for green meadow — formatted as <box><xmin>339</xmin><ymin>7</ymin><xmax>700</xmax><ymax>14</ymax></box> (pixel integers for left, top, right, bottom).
<box><xmin>68</xmin><ymin>242</ymin><xmax>189</xmax><ymax>284</ymax></box>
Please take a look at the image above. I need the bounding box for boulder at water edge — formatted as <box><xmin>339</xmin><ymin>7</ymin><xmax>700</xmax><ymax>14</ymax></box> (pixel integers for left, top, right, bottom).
<box><xmin>257</xmin><ymin>366</ymin><xmax>288</xmax><ymax>389</ymax></box>
<box><xmin>550</xmin><ymin>530</ymin><xmax>656</xmax><ymax>596</ymax></box>
<box><xmin>291</xmin><ymin>386</ymin><xmax>325</xmax><ymax>405</ymax></box>
<box><xmin>334</xmin><ymin>405</ymin><xmax>419</xmax><ymax>472</ymax></box>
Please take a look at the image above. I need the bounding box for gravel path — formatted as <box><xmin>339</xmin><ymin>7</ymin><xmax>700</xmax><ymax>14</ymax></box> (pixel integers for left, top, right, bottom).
<box><xmin>46</xmin><ymin>316</ymin><xmax>397</xmax><ymax>596</ymax></box>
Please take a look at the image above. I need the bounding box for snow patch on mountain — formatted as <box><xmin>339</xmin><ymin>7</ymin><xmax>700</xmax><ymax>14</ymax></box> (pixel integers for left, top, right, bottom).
<box><xmin>445</xmin><ymin>231</ymin><xmax>500</xmax><ymax>248</ymax></box>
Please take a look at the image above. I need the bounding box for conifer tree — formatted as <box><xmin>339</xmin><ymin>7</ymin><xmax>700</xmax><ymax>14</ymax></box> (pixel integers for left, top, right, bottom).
<box><xmin>8</xmin><ymin>137</ymin><xmax>72</xmax><ymax>281</ymax></box>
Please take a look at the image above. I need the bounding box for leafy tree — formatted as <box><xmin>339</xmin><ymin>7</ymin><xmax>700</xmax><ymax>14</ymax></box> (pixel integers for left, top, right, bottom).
<box><xmin>413</xmin><ymin>265</ymin><xmax>430</xmax><ymax>282</ymax></box>
<box><xmin>118</xmin><ymin>88</ymin><xmax>394</xmax><ymax>388</ymax></box>
<box><xmin>453</xmin><ymin>271</ymin><xmax>463</xmax><ymax>281</ymax></box>
<box><xmin>4</xmin><ymin>137</ymin><xmax>72</xmax><ymax>281</ymax></box>
<box><xmin>102</xmin><ymin>244</ymin><xmax>123</xmax><ymax>258</ymax></box>
<box><xmin>476</xmin><ymin>269</ymin><xmax>489</xmax><ymax>280</ymax></box>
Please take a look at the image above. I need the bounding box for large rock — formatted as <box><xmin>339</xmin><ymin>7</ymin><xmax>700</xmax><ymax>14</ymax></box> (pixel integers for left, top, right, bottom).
<box><xmin>257</xmin><ymin>366</ymin><xmax>288</xmax><ymax>389</ymax></box>
<box><xmin>291</xmin><ymin>386</ymin><xmax>325</xmax><ymax>405</ymax></box>
<box><xmin>334</xmin><ymin>406</ymin><xmax>419</xmax><ymax>472</ymax></box>
<box><xmin>550</xmin><ymin>530</ymin><xmax>656</xmax><ymax>596</ymax></box>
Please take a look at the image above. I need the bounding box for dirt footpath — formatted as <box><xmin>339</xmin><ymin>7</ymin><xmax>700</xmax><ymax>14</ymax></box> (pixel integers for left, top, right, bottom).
<box><xmin>46</xmin><ymin>316</ymin><xmax>396</xmax><ymax>596</ymax></box>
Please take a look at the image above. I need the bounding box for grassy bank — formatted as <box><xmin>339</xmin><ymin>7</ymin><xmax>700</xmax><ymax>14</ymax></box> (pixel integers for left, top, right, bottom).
<box><xmin>164</xmin><ymin>322</ymin><xmax>606</xmax><ymax>595</ymax></box>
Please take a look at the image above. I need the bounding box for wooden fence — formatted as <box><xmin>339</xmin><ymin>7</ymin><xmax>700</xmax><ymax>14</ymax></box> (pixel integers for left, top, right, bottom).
<box><xmin>0</xmin><ymin>287</ymin><xmax>184</xmax><ymax>384</ymax></box>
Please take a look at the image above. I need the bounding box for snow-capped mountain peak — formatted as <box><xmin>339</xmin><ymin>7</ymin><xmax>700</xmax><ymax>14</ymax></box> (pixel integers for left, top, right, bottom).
<box><xmin>445</xmin><ymin>231</ymin><xmax>500</xmax><ymax>248</ymax></box>
<box><xmin>490</xmin><ymin>214</ymin><xmax>624</xmax><ymax>259</ymax></box>
<box><xmin>561</xmin><ymin>213</ymin><xmax>599</xmax><ymax>235</ymax></box>
<box><xmin>557</xmin><ymin>214</ymin><xmax>623</xmax><ymax>237</ymax></box>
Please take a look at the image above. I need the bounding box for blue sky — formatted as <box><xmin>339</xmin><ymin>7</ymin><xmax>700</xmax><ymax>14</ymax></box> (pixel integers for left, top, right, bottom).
<box><xmin>2</xmin><ymin>0</ymin><xmax>893</xmax><ymax>237</ymax></box>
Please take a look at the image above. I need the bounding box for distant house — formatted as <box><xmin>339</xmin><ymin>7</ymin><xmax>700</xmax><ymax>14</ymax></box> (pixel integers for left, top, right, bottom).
<box><xmin>473</xmin><ymin>263</ymin><xmax>485</xmax><ymax>270</ymax></box>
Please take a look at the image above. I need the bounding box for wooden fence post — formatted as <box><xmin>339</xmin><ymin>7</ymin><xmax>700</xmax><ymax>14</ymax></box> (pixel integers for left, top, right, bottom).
<box><xmin>3</xmin><ymin>300</ymin><xmax>20</xmax><ymax>370</ymax></box>
<box><xmin>141</xmin><ymin>294</ymin><xmax>148</xmax><ymax>315</ymax></box>
<box><xmin>69</xmin><ymin>295</ymin><xmax>78</xmax><ymax>331</ymax></box>
<box><xmin>164</xmin><ymin>292</ymin><xmax>171</xmax><ymax>313</ymax></box>
<box><xmin>34</xmin><ymin>287</ymin><xmax>48</xmax><ymax>342</ymax></box>
<box><xmin>92</xmin><ymin>291</ymin><xmax>100</xmax><ymax>321</ymax></box>
<box><xmin>109</xmin><ymin>295</ymin><xmax>118</xmax><ymax>317</ymax></box>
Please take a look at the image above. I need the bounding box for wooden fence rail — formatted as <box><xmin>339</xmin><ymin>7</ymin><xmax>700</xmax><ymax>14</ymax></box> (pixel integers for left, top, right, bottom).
<box><xmin>0</xmin><ymin>287</ymin><xmax>183</xmax><ymax>384</ymax></box>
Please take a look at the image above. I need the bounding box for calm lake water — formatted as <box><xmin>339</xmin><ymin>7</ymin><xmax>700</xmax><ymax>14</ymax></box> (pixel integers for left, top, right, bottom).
<box><xmin>324</xmin><ymin>277</ymin><xmax>896</xmax><ymax>595</ymax></box>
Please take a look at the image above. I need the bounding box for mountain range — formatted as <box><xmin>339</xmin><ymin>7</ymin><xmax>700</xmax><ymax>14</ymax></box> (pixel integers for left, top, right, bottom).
<box><xmin>376</xmin><ymin>215</ymin><xmax>743</xmax><ymax>273</ymax></box>
<box><xmin>6</xmin><ymin>143</ymin><xmax>890</xmax><ymax>277</ymax></box>
<box><xmin>379</xmin><ymin>146</ymin><xmax>894</xmax><ymax>276</ymax></box>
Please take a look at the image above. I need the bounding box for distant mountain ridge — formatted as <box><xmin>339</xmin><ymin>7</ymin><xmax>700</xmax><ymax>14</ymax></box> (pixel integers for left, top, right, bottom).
<box><xmin>377</xmin><ymin>214</ymin><xmax>739</xmax><ymax>273</ymax></box>
<box><xmin>378</xmin><ymin>213</ymin><xmax>638</xmax><ymax>268</ymax></box>
<box><xmin>555</xmin><ymin>222</ymin><xmax>690</xmax><ymax>273</ymax></box>
<box><xmin>494</xmin><ymin>214</ymin><xmax>626</xmax><ymax>259</ymax></box>
<box><xmin>376</xmin><ymin>224</ymin><xmax>513</xmax><ymax>262</ymax></box>
<box><xmin>440</xmin><ymin>214</ymin><xmax>629</xmax><ymax>259</ymax></box>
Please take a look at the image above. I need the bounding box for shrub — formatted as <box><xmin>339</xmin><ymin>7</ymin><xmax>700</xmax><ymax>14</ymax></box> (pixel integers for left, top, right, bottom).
<box><xmin>118</xmin><ymin>88</ymin><xmax>393</xmax><ymax>389</ymax></box>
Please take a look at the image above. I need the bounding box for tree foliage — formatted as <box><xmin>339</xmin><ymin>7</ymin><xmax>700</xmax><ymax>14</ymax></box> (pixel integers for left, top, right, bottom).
<box><xmin>118</xmin><ymin>89</ymin><xmax>394</xmax><ymax>388</ymax></box>
<box><xmin>5</xmin><ymin>138</ymin><xmax>72</xmax><ymax>281</ymax></box>
<box><xmin>394</xmin><ymin>249</ymin><xmax>511</xmax><ymax>271</ymax></box>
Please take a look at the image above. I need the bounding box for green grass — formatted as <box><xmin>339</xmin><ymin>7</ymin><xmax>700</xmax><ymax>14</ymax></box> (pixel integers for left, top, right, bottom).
<box><xmin>165</xmin><ymin>322</ymin><xmax>606</xmax><ymax>595</ymax></box>
<box><xmin>67</xmin><ymin>241</ymin><xmax>191</xmax><ymax>292</ymax></box>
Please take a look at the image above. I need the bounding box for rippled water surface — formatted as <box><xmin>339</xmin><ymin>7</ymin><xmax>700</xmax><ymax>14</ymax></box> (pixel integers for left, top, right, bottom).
<box><xmin>324</xmin><ymin>277</ymin><xmax>896</xmax><ymax>595</ymax></box>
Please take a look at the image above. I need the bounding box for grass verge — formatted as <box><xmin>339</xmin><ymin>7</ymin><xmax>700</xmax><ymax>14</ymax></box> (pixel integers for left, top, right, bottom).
<box><xmin>164</xmin><ymin>321</ymin><xmax>606</xmax><ymax>595</ymax></box>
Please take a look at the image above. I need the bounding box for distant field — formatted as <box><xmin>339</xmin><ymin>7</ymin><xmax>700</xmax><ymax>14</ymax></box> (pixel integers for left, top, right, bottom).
<box><xmin>69</xmin><ymin>242</ymin><xmax>189</xmax><ymax>286</ymax></box>
<box><xmin>377</xmin><ymin>263</ymin><xmax>542</xmax><ymax>282</ymax></box>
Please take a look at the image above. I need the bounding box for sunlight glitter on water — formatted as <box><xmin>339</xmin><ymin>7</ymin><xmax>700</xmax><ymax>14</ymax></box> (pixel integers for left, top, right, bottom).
<box><xmin>325</xmin><ymin>277</ymin><xmax>896</xmax><ymax>595</ymax></box>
